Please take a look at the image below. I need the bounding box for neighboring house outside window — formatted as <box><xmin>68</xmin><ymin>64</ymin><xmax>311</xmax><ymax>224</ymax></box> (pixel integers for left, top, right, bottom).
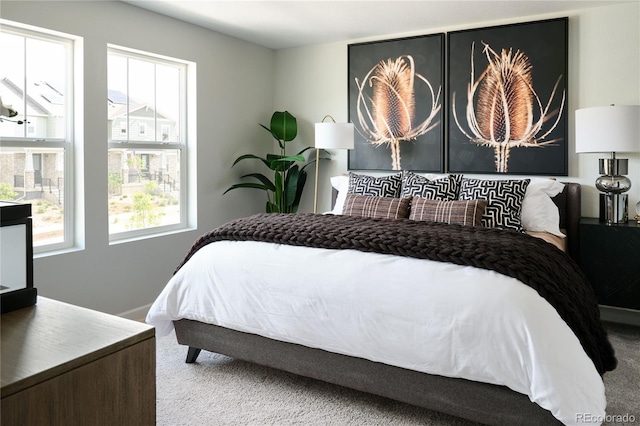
<box><xmin>0</xmin><ymin>23</ymin><xmax>76</xmax><ymax>252</ymax></box>
<box><xmin>107</xmin><ymin>46</ymin><xmax>189</xmax><ymax>241</ymax></box>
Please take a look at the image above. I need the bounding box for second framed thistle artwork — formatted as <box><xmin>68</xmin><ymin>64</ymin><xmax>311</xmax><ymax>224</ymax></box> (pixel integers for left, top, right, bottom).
<box><xmin>448</xmin><ymin>18</ymin><xmax>568</xmax><ymax>175</ymax></box>
<box><xmin>348</xmin><ymin>17</ymin><xmax>568</xmax><ymax>175</ymax></box>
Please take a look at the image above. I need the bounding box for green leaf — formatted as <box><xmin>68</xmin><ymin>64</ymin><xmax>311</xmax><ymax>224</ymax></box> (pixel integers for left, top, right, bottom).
<box><xmin>223</xmin><ymin>182</ymin><xmax>271</xmax><ymax>194</ymax></box>
<box><xmin>240</xmin><ymin>173</ymin><xmax>276</xmax><ymax>191</ymax></box>
<box><xmin>299</xmin><ymin>147</ymin><xmax>330</xmax><ymax>172</ymax></box>
<box><xmin>284</xmin><ymin>166</ymin><xmax>300</xmax><ymax>207</ymax></box>
<box><xmin>267</xmin><ymin>154</ymin><xmax>304</xmax><ymax>172</ymax></box>
<box><xmin>270</xmin><ymin>111</ymin><xmax>297</xmax><ymax>142</ymax></box>
<box><xmin>259</xmin><ymin>123</ymin><xmax>274</xmax><ymax>137</ymax></box>
<box><xmin>296</xmin><ymin>146</ymin><xmax>315</xmax><ymax>156</ymax></box>
<box><xmin>290</xmin><ymin>170</ymin><xmax>307</xmax><ymax>213</ymax></box>
<box><xmin>267</xmin><ymin>154</ymin><xmax>291</xmax><ymax>172</ymax></box>
<box><xmin>278</xmin><ymin>154</ymin><xmax>305</xmax><ymax>163</ymax></box>
<box><xmin>300</xmin><ymin>162</ymin><xmax>314</xmax><ymax>173</ymax></box>
<box><xmin>270</xmin><ymin>155</ymin><xmax>305</xmax><ymax>169</ymax></box>
<box><xmin>259</xmin><ymin>123</ymin><xmax>285</xmax><ymax>150</ymax></box>
<box><xmin>232</xmin><ymin>154</ymin><xmax>270</xmax><ymax>169</ymax></box>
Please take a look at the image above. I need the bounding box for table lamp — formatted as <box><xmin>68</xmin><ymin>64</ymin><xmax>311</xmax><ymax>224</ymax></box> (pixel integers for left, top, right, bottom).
<box><xmin>314</xmin><ymin>115</ymin><xmax>354</xmax><ymax>213</ymax></box>
<box><xmin>575</xmin><ymin>105</ymin><xmax>640</xmax><ymax>224</ymax></box>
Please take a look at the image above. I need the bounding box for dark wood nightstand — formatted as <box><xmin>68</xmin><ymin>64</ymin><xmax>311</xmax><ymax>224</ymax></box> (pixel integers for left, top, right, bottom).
<box><xmin>579</xmin><ymin>218</ymin><xmax>640</xmax><ymax>315</ymax></box>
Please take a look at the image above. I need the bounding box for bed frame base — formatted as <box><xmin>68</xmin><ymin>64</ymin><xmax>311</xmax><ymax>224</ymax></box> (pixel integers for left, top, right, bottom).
<box><xmin>174</xmin><ymin>319</ymin><xmax>560</xmax><ymax>426</ymax></box>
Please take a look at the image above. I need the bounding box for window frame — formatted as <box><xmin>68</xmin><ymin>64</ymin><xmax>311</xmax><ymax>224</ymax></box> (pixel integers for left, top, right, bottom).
<box><xmin>0</xmin><ymin>21</ymin><xmax>76</xmax><ymax>255</ymax></box>
<box><xmin>107</xmin><ymin>45</ymin><xmax>189</xmax><ymax>243</ymax></box>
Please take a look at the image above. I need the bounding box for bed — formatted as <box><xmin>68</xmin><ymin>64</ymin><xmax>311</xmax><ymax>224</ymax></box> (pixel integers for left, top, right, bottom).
<box><xmin>146</xmin><ymin>174</ymin><xmax>616</xmax><ymax>426</ymax></box>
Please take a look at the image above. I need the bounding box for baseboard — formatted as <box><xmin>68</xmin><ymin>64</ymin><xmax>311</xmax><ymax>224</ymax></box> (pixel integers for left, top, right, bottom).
<box><xmin>118</xmin><ymin>303</ymin><xmax>152</xmax><ymax>322</ymax></box>
<box><xmin>599</xmin><ymin>305</ymin><xmax>640</xmax><ymax>327</ymax></box>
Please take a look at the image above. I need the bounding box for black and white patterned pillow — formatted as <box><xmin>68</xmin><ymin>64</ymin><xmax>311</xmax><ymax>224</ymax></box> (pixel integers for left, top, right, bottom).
<box><xmin>400</xmin><ymin>172</ymin><xmax>462</xmax><ymax>200</ymax></box>
<box><xmin>348</xmin><ymin>172</ymin><xmax>402</xmax><ymax>197</ymax></box>
<box><xmin>458</xmin><ymin>178</ymin><xmax>531</xmax><ymax>232</ymax></box>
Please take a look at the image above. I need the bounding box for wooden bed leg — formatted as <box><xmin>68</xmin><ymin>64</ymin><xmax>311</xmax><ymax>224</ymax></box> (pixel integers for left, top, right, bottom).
<box><xmin>186</xmin><ymin>347</ymin><xmax>201</xmax><ymax>363</ymax></box>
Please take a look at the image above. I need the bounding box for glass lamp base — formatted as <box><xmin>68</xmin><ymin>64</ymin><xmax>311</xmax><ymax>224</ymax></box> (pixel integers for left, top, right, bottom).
<box><xmin>595</xmin><ymin>174</ymin><xmax>631</xmax><ymax>193</ymax></box>
<box><xmin>599</xmin><ymin>193</ymin><xmax>628</xmax><ymax>224</ymax></box>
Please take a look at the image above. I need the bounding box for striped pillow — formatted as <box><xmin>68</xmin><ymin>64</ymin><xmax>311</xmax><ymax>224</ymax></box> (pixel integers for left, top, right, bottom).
<box><xmin>409</xmin><ymin>198</ymin><xmax>487</xmax><ymax>226</ymax></box>
<box><xmin>343</xmin><ymin>194</ymin><xmax>411</xmax><ymax>219</ymax></box>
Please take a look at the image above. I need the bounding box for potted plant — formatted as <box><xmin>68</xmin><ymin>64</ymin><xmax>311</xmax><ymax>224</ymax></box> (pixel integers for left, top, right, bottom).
<box><xmin>225</xmin><ymin>111</ymin><xmax>315</xmax><ymax>213</ymax></box>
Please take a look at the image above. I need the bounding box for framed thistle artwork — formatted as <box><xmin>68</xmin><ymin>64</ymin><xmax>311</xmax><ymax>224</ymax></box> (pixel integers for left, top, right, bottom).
<box><xmin>348</xmin><ymin>34</ymin><xmax>445</xmax><ymax>172</ymax></box>
<box><xmin>447</xmin><ymin>18</ymin><xmax>568</xmax><ymax>175</ymax></box>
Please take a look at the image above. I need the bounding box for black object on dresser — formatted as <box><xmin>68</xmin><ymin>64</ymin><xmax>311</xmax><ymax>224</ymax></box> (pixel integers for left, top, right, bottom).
<box><xmin>0</xmin><ymin>201</ymin><xmax>37</xmax><ymax>313</ymax></box>
<box><xmin>579</xmin><ymin>218</ymin><xmax>640</xmax><ymax>311</ymax></box>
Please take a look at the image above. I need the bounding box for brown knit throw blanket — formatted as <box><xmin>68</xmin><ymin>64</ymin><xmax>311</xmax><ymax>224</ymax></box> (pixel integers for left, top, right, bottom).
<box><xmin>176</xmin><ymin>213</ymin><xmax>617</xmax><ymax>375</ymax></box>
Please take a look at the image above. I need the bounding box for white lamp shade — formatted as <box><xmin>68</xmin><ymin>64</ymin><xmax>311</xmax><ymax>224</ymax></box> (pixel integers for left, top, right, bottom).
<box><xmin>575</xmin><ymin>105</ymin><xmax>640</xmax><ymax>153</ymax></box>
<box><xmin>315</xmin><ymin>122</ymin><xmax>355</xmax><ymax>150</ymax></box>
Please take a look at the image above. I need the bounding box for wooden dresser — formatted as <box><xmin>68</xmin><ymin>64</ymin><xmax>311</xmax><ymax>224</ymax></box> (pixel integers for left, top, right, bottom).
<box><xmin>1</xmin><ymin>297</ymin><xmax>155</xmax><ymax>425</ymax></box>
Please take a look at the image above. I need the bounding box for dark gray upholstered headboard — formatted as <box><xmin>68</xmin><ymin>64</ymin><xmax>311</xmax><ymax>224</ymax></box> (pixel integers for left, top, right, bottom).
<box><xmin>553</xmin><ymin>182</ymin><xmax>581</xmax><ymax>262</ymax></box>
<box><xmin>331</xmin><ymin>181</ymin><xmax>581</xmax><ymax>262</ymax></box>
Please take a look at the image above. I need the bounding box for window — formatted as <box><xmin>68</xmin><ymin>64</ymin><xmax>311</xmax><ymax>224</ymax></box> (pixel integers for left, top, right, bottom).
<box><xmin>107</xmin><ymin>46</ymin><xmax>188</xmax><ymax>240</ymax></box>
<box><xmin>0</xmin><ymin>23</ymin><xmax>75</xmax><ymax>252</ymax></box>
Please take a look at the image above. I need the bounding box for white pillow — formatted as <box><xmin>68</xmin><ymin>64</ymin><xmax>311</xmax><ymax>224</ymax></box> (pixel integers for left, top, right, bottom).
<box><xmin>521</xmin><ymin>178</ymin><xmax>565</xmax><ymax>237</ymax></box>
<box><xmin>329</xmin><ymin>175</ymin><xmax>349</xmax><ymax>214</ymax></box>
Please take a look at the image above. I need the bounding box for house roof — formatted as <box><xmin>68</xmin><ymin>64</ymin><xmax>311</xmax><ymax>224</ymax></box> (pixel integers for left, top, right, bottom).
<box><xmin>108</xmin><ymin>102</ymin><xmax>170</xmax><ymax>121</ymax></box>
<box><xmin>108</xmin><ymin>89</ymin><xmax>132</xmax><ymax>105</ymax></box>
<box><xmin>0</xmin><ymin>77</ymin><xmax>53</xmax><ymax>117</ymax></box>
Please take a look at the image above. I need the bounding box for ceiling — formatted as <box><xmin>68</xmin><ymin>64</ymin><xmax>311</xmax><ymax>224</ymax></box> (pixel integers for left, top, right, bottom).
<box><xmin>120</xmin><ymin>0</ymin><xmax>626</xmax><ymax>50</ymax></box>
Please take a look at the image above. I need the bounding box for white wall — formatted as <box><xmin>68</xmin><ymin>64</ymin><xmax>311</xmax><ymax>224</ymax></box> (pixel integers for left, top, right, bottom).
<box><xmin>275</xmin><ymin>2</ymin><xmax>640</xmax><ymax>217</ymax></box>
<box><xmin>571</xmin><ymin>2</ymin><xmax>640</xmax><ymax>216</ymax></box>
<box><xmin>1</xmin><ymin>1</ymin><xmax>275</xmax><ymax>316</ymax></box>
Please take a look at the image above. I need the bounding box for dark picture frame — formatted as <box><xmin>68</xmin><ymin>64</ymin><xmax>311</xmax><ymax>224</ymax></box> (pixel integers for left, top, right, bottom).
<box><xmin>348</xmin><ymin>34</ymin><xmax>445</xmax><ymax>172</ymax></box>
<box><xmin>0</xmin><ymin>202</ymin><xmax>37</xmax><ymax>314</ymax></box>
<box><xmin>447</xmin><ymin>18</ymin><xmax>568</xmax><ymax>175</ymax></box>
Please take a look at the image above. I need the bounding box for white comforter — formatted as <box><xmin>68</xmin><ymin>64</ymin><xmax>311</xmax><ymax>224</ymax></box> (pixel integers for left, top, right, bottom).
<box><xmin>146</xmin><ymin>240</ymin><xmax>606</xmax><ymax>426</ymax></box>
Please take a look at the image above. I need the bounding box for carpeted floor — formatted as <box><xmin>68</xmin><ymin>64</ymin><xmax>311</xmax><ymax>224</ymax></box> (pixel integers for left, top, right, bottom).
<box><xmin>155</xmin><ymin>322</ymin><xmax>639</xmax><ymax>425</ymax></box>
